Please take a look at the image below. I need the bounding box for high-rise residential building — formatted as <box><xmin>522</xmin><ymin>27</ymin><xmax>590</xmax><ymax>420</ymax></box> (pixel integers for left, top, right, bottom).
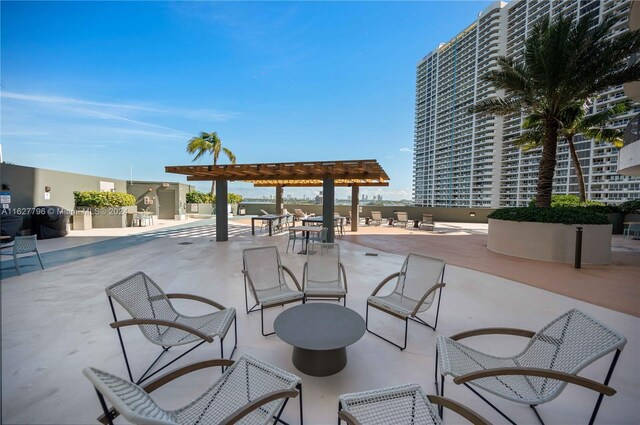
<box><xmin>413</xmin><ymin>0</ymin><xmax>640</xmax><ymax>207</ymax></box>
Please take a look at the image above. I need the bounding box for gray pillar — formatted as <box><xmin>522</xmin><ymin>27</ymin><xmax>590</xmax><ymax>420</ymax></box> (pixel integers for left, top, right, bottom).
<box><xmin>215</xmin><ymin>179</ymin><xmax>228</xmax><ymax>242</ymax></box>
<box><xmin>323</xmin><ymin>178</ymin><xmax>335</xmax><ymax>243</ymax></box>
<box><xmin>351</xmin><ymin>185</ymin><xmax>360</xmax><ymax>232</ymax></box>
<box><xmin>275</xmin><ymin>185</ymin><xmax>283</xmax><ymax>215</ymax></box>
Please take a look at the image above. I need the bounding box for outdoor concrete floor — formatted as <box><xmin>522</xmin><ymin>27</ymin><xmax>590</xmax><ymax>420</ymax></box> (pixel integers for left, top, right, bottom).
<box><xmin>1</xmin><ymin>219</ymin><xmax>639</xmax><ymax>424</ymax></box>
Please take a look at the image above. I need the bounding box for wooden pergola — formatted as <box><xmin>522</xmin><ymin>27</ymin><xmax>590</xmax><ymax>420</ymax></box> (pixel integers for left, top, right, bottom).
<box><xmin>165</xmin><ymin>159</ymin><xmax>390</xmax><ymax>242</ymax></box>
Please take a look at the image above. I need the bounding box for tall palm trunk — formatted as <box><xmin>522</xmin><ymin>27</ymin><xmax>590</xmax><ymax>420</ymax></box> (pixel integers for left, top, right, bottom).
<box><xmin>536</xmin><ymin>118</ymin><xmax>560</xmax><ymax>207</ymax></box>
<box><xmin>567</xmin><ymin>136</ymin><xmax>587</xmax><ymax>202</ymax></box>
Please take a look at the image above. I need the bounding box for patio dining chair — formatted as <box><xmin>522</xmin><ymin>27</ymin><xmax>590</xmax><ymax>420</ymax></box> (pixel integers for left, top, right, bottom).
<box><xmin>302</xmin><ymin>242</ymin><xmax>348</xmax><ymax>305</ymax></box>
<box><xmin>85</xmin><ymin>354</ymin><xmax>303</xmax><ymax>425</ymax></box>
<box><xmin>309</xmin><ymin>227</ymin><xmax>328</xmax><ymax>243</ymax></box>
<box><xmin>366</xmin><ymin>253</ymin><xmax>445</xmax><ymax>350</ymax></box>
<box><xmin>436</xmin><ymin>309</ymin><xmax>626</xmax><ymax>425</ymax></box>
<box><xmin>338</xmin><ymin>383</ymin><xmax>490</xmax><ymax>425</ymax></box>
<box><xmin>623</xmin><ymin>223</ymin><xmax>640</xmax><ymax>239</ymax></box>
<box><xmin>106</xmin><ymin>272</ymin><xmax>237</xmax><ymax>385</ymax></box>
<box><xmin>242</xmin><ymin>246</ymin><xmax>304</xmax><ymax>336</ymax></box>
<box><xmin>286</xmin><ymin>227</ymin><xmax>307</xmax><ymax>253</ymax></box>
<box><xmin>0</xmin><ymin>235</ymin><xmax>45</xmax><ymax>276</ymax></box>
<box><xmin>393</xmin><ymin>211</ymin><xmax>409</xmax><ymax>228</ymax></box>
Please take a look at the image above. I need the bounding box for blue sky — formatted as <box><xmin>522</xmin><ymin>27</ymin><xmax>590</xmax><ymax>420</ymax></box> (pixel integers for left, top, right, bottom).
<box><xmin>1</xmin><ymin>1</ymin><xmax>493</xmax><ymax>200</ymax></box>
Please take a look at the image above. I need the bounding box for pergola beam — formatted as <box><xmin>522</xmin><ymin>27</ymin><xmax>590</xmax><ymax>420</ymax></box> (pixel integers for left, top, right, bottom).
<box><xmin>165</xmin><ymin>159</ymin><xmax>390</xmax><ymax>241</ymax></box>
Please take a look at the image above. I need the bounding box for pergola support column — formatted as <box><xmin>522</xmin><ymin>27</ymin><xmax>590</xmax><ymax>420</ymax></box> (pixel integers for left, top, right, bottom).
<box><xmin>323</xmin><ymin>178</ymin><xmax>335</xmax><ymax>243</ymax></box>
<box><xmin>275</xmin><ymin>185</ymin><xmax>283</xmax><ymax>215</ymax></box>
<box><xmin>351</xmin><ymin>185</ymin><xmax>359</xmax><ymax>232</ymax></box>
<box><xmin>215</xmin><ymin>179</ymin><xmax>228</xmax><ymax>242</ymax></box>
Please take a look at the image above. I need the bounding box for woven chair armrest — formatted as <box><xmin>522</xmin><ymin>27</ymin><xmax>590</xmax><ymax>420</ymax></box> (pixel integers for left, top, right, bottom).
<box><xmin>453</xmin><ymin>367</ymin><xmax>616</xmax><ymax>396</ymax></box>
<box><xmin>220</xmin><ymin>388</ymin><xmax>299</xmax><ymax>425</ymax></box>
<box><xmin>411</xmin><ymin>283</ymin><xmax>445</xmax><ymax>316</ymax></box>
<box><xmin>340</xmin><ymin>263</ymin><xmax>348</xmax><ymax>291</ymax></box>
<box><xmin>370</xmin><ymin>272</ymin><xmax>401</xmax><ymax>296</ymax></box>
<box><xmin>282</xmin><ymin>265</ymin><xmax>302</xmax><ymax>291</ymax></box>
<box><xmin>302</xmin><ymin>263</ymin><xmax>307</xmax><ymax>290</ymax></box>
<box><xmin>337</xmin><ymin>410</ymin><xmax>362</xmax><ymax>425</ymax></box>
<box><xmin>427</xmin><ymin>395</ymin><xmax>491</xmax><ymax>425</ymax></box>
<box><xmin>166</xmin><ymin>293</ymin><xmax>226</xmax><ymax>310</ymax></box>
<box><xmin>450</xmin><ymin>327</ymin><xmax>536</xmax><ymax>341</ymax></box>
<box><xmin>109</xmin><ymin>319</ymin><xmax>214</xmax><ymax>343</ymax></box>
<box><xmin>143</xmin><ymin>358</ymin><xmax>235</xmax><ymax>393</ymax></box>
<box><xmin>96</xmin><ymin>359</ymin><xmax>236</xmax><ymax>424</ymax></box>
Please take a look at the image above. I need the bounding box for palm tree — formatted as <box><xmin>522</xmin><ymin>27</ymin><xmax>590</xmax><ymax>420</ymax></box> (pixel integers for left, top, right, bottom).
<box><xmin>515</xmin><ymin>101</ymin><xmax>629</xmax><ymax>202</ymax></box>
<box><xmin>186</xmin><ymin>131</ymin><xmax>237</xmax><ymax>195</ymax></box>
<box><xmin>471</xmin><ymin>14</ymin><xmax>640</xmax><ymax>207</ymax></box>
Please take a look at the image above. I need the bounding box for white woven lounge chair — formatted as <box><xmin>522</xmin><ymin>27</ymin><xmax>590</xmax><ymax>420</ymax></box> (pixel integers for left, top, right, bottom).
<box><xmin>242</xmin><ymin>246</ymin><xmax>304</xmax><ymax>336</ymax></box>
<box><xmin>106</xmin><ymin>272</ymin><xmax>236</xmax><ymax>384</ymax></box>
<box><xmin>85</xmin><ymin>354</ymin><xmax>303</xmax><ymax>425</ymax></box>
<box><xmin>302</xmin><ymin>242</ymin><xmax>348</xmax><ymax>305</ymax></box>
<box><xmin>338</xmin><ymin>383</ymin><xmax>489</xmax><ymax>425</ymax></box>
<box><xmin>436</xmin><ymin>309</ymin><xmax>626</xmax><ymax>425</ymax></box>
<box><xmin>366</xmin><ymin>253</ymin><xmax>445</xmax><ymax>350</ymax></box>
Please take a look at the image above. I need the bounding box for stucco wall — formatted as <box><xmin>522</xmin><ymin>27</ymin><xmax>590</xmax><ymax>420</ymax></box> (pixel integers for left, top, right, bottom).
<box><xmin>0</xmin><ymin>163</ymin><xmax>126</xmax><ymax>211</ymax></box>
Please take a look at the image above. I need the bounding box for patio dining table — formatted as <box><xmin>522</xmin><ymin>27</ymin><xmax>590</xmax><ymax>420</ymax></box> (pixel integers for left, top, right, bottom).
<box><xmin>251</xmin><ymin>214</ymin><xmax>289</xmax><ymax>236</ymax></box>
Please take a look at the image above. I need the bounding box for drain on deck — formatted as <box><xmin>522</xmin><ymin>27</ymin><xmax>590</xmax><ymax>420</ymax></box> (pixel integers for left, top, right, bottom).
<box><xmin>178</xmin><ymin>242</ymin><xmax>193</xmax><ymax>245</ymax></box>
<box><xmin>365</xmin><ymin>252</ymin><xmax>378</xmax><ymax>256</ymax></box>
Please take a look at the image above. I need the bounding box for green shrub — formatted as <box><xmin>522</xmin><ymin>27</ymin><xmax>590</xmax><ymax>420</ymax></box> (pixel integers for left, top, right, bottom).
<box><xmin>186</xmin><ymin>191</ymin><xmax>243</xmax><ymax>204</ymax></box>
<box><xmin>620</xmin><ymin>198</ymin><xmax>640</xmax><ymax>214</ymax></box>
<box><xmin>227</xmin><ymin>193</ymin><xmax>244</xmax><ymax>204</ymax></box>
<box><xmin>186</xmin><ymin>190</ymin><xmax>214</xmax><ymax>203</ymax></box>
<box><xmin>528</xmin><ymin>194</ymin><xmax>604</xmax><ymax>208</ymax></box>
<box><xmin>74</xmin><ymin>191</ymin><xmax>136</xmax><ymax>207</ymax></box>
<box><xmin>488</xmin><ymin>207</ymin><xmax>609</xmax><ymax>225</ymax></box>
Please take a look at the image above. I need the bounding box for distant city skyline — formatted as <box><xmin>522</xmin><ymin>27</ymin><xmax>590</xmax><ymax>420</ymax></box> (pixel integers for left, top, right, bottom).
<box><xmin>1</xmin><ymin>1</ymin><xmax>493</xmax><ymax>200</ymax></box>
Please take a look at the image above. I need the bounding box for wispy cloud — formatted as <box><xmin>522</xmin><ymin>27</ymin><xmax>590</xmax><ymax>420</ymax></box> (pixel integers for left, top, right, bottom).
<box><xmin>399</xmin><ymin>147</ymin><xmax>411</xmax><ymax>152</ymax></box>
<box><xmin>0</xmin><ymin>91</ymin><xmax>237</xmax><ymax>126</ymax></box>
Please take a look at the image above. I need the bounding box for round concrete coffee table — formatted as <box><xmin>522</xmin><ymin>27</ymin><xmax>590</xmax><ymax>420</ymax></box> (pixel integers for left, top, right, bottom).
<box><xmin>274</xmin><ymin>303</ymin><xmax>365</xmax><ymax>377</ymax></box>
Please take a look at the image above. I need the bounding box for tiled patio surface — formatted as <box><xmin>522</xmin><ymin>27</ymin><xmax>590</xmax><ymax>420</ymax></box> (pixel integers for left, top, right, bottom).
<box><xmin>1</xmin><ymin>218</ymin><xmax>639</xmax><ymax>424</ymax></box>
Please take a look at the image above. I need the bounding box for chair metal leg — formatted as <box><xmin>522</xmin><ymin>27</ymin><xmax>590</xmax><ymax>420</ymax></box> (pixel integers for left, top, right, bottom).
<box><xmin>298</xmin><ymin>382</ymin><xmax>304</xmax><ymax>425</ymax></box>
<box><xmin>261</xmin><ymin>306</ymin><xmax>276</xmax><ymax>337</ymax></box>
<box><xmin>589</xmin><ymin>349</ymin><xmax>622</xmax><ymax>425</ymax></box>
<box><xmin>365</xmin><ymin>303</ymin><xmax>408</xmax><ymax>350</ymax></box>
<box><xmin>220</xmin><ymin>317</ymin><xmax>238</xmax><ymax>372</ymax></box>
<box><xmin>531</xmin><ymin>405</ymin><xmax>545</xmax><ymax>425</ymax></box>
<box><xmin>13</xmin><ymin>252</ymin><xmax>22</xmax><ymax>276</ymax></box>
<box><xmin>95</xmin><ymin>389</ymin><xmax>115</xmax><ymax>425</ymax></box>
<box><xmin>36</xmin><ymin>250</ymin><xmax>45</xmax><ymax>270</ymax></box>
<box><xmin>108</xmin><ymin>297</ymin><xmax>134</xmax><ymax>382</ymax></box>
<box><xmin>464</xmin><ymin>383</ymin><xmax>517</xmax><ymax>425</ymax></box>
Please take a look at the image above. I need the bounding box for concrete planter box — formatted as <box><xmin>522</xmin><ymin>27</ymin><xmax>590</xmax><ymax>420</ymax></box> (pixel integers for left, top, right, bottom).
<box><xmin>78</xmin><ymin>206</ymin><xmax>136</xmax><ymax>228</ymax></box>
<box><xmin>72</xmin><ymin>210</ymin><xmax>92</xmax><ymax>230</ymax></box>
<box><xmin>488</xmin><ymin>218</ymin><xmax>612</xmax><ymax>265</ymax></box>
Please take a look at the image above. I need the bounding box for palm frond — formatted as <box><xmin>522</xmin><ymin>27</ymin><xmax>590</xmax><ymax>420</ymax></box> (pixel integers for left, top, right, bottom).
<box><xmin>223</xmin><ymin>147</ymin><xmax>237</xmax><ymax>164</ymax></box>
<box><xmin>470</xmin><ymin>97</ymin><xmax>525</xmax><ymax>116</ymax></box>
<box><xmin>513</xmin><ymin>130</ymin><xmax>544</xmax><ymax>151</ymax></box>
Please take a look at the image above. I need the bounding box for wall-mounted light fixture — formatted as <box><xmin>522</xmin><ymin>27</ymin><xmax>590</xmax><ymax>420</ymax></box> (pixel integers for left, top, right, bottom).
<box><xmin>469</xmin><ymin>211</ymin><xmax>476</xmax><ymax>217</ymax></box>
